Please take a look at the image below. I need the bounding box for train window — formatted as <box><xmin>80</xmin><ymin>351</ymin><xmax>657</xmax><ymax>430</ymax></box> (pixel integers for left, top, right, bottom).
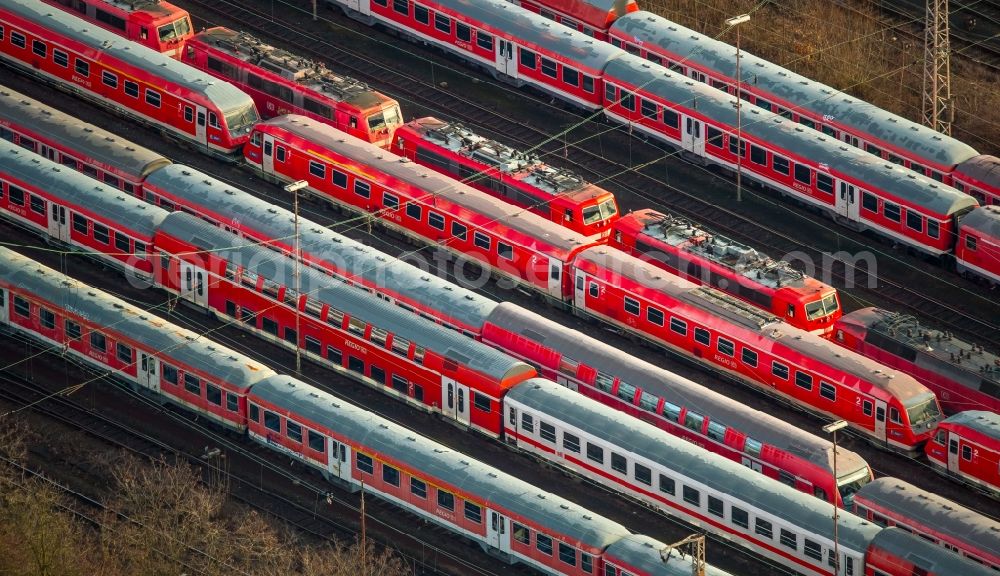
<box><xmin>113</xmin><ymin>234</ymin><xmax>130</xmax><ymax>256</ymax></box>
<box><xmin>88</xmin><ymin>330</ymin><xmax>106</xmax><ymax>353</ymax></box>
<box><xmin>10</xmin><ymin>31</ymin><xmax>25</xmax><ymax>49</ymax></box>
<box><xmin>795</xmin><ymin>372</ymin><xmax>813</xmax><ymax>391</ymax></box>
<box><xmin>326</xmin><ymin>346</ymin><xmax>343</xmax><ymax>366</ymax></box>
<box><xmin>95</xmin><ymin>8</ymin><xmax>126</xmax><ymax>30</ymax></box>
<box><xmin>611</xmin><ymin>452</ymin><xmax>627</xmax><ymax>474</ymax></box>
<box><xmin>708</xmin><ymin>496</ymin><xmax>723</xmax><ymax>518</ymax></box>
<box><xmin>741</xmin><ymin>348</ymin><xmax>758</xmax><ymax>367</ymax></box>
<box><xmin>520</xmin><ymin>413</ymin><xmax>534</xmax><ymax>434</ymax></box>
<box><xmin>966</xmin><ymin>235</ymin><xmax>977</xmax><ymax>250</ymax></box>
<box><xmin>682</xmin><ymin>485</ymin><xmax>700</xmax><ymax>507</ymax></box>
<box><xmin>728</xmin><ymin>136</ymin><xmax>745</xmax><ymax>158</ymax></box>
<box><xmin>70</xmin><ymin>213</ymin><xmax>88</xmax><ymax>235</ymax></box>
<box><xmin>101</xmin><ymin>71</ymin><xmax>118</xmax><ymax>90</ymax></box>
<box><xmin>694</xmin><ymin>328</ymin><xmax>710</xmax><ymax>346</ymax></box>
<box><xmin>465</xmin><ymin>501</ymin><xmax>482</xmax><ymax>524</ymax></box>
<box><xmin>7</xmin><ymin>186</ymin><xmax>23</xmax><ymax>206</ymax></box>
<box><xmin>512</xmin><ymin>522</ymin><xmax>530</xmax><ymax>545</ymax></box>
<box><xmin>392</xmin><ymin>0</ymin><xmax>408</xmax><ymax>15</ymax></box>
<box><xmin>816</xmin><ymin>173</ymin><xmax>833</xmax><ymax>194</ymax></box>
<box><xmin>450</xmin><ymin>221</ymin><xmax>468</xmax><ymax>241</ymax></box>
<box><xmin>604</xmin><ymin>83</ymin><xmax>616</xmax><ymax>104</ymax></box>
<box><xmin>209</xmin><ymin>113</ymin><xmax>220</xmax><ymax>129</ymax></box>
<box><xmin>779</xmin><ymin>470</ymin><xmax>796</xmax><ymax>487</ymax></box>
<box><xmin>820</xmin><ymin>382</ymin><xmax>836</xmax><ymax>401</ymax></box>
<box><xmin>29</xmin><ymin>195</ymin><xmax>45</xmax><ymax>215</ymax></box>
<box><xmin>771</xmin><ymin>362</ymin><xmax>789</xmax><ymax>380</ymax></box>
<box><xmin>497</xmin><ymin>241</ymin><xmax>513</xmax><ymax>260</ymax></box>
<box><xmin>799</xmin><ymin>117</ymin><xmax>816</xmax><ymax>130</ymax></box>
<box><xmin>706</xmin><ymin>127</ymin><xmax>723</xmax><ymax>147</ymax></box>
<box><xmin>861</xmin><ymin>191</ymin><xmax>878</xmax><ymax>213</ymax></box>
<box><xmin>646</xmin><ymin>53</ymin><xmax>663</xmax><ymax>66</ymax></box>
<box><xmin>623</xmin><ymin>297</ymin><xmax>640</xmax><ymax>316</ymax></box>
<box><xmin>354</xmin><ymin>181</ymin><xmax>371</xmax><ymax>199</ymax></box>
<box><xmin>381</xmin><ymin>463</ymin><xmax>400</xmax><ymax>487</ymax></box>
<box><xmin>37</xmin><ymin>307</ymin><xmax>54</xmax><ymax>330</ymax></box>
<box><xmin>586</xmin><ymin>442</ymin><xmax>604</xmax><ymax>464</ymax></box>
<box><xmin>473</xmin><ymin>231</ymin><xmax>490</xmax><ymax>250</ymax></box>
<box><xmin>717</xmin><ymin>338</ymin><xmax>735</xmax><ymax>357</ymax></box>
<box><xmin>659</xmin><ymin>474</ymin><xmax>675</xmax><ymax>495</ymax></box>
<box><xmin>357</xmin><ymin>453</ymin><xmax>374</xmax><ymax>474</ymax></box>
<box><xmin>779</xmin><ymin>529</ymin><xmax>797</xmax><ymax>550</ymax></box>
<box><xmin>473</xmin><ymin>392</ymin><xmax>490</xmax><ymax>413</ymax></box>
<box><xmin>883</xmin><ymin>201</ymin><xmax>901</xmax><ymax>222</ymax></box>
<box><xmin>927</xmin><ymin>220</ymin><xmax>939</xmax><ymax>239</ymax></box>
<box><xmin>634</xmin><ymin>463</ymin><xmax>652</xmax><ymax>485</ymax></box>
<box><xmin>821</xmin><ymin>124</ymin><xmax>837</xmax><ymax>137</ymax></box>
<box><xmin>476</xmin><ymin>31</ymin><xmax>493</xmax><ymax>51</ymax></box>
<box><xmin>184</xmin><ymin>374</ymin><xmax>201</xmax><ymax>396</ymax></box>
<box><xmin>538</xmin><ymin>421</ymin><xmax>556</xmax><ymax>443</ymax></box>
<box><xmin>123</xmin><ymin>80</ymin><xmax>139</xmax><ymax>99</ymax></box>
<box><xmin>744</xmin><ymin>438</ymin><xmax>762</xmax><ymax>457</ymax></box>
<box><xmin>437</xmin><ymin>489</ymin><xmax>455</xmax><ymax>511</ymax></box>
<box><xmin>685</xmin><ymin>411</ymin><xmax>703</xmax><ymax>433</ymax></box>
<box><xmin>348</xmin><ymin>356</ymin><xmax>365</xmax><ymax>375</ymax></box>
<box><xmin>582</xmin><ymin>75</ymin><xmax>594</xmax><ymax>94</ymax></box>
<box><xmin>65</xmin><ymin>319</ymin><xmax>81</xmax><ymax>341</ymax></box>
<box><xmin>669</xmin><ymin>317</ymin><xmax>687</xmax><ymax>336</ymax></box>
<box><xmin>410</xmin><ymin>477</ymin><xmax>427</xmax><ymax>499</ymax></box>
<box><xmin>646</xmin><ymin>307</ymin><xmax>664</xmax><ymax>326</ymax></box>
<box><xmin>962</xmin><ymin>445</ymin><xmax>972</xmax><ymax>460</ymax></box>
<box><xmin>382</xmin><ymin>192</ymin><xmax>400</xmax><ymax>211</ymax></box>
<box><xmin>406</xmin><ymin>203</ymin><xmax>422</xmax><ymax>221</ymax></box>
<box><xmin>434</xmin><ymin>13</ymin><xmax>451</xmax><ymax>34</ymax></box>
<box><xmin>595</xmin><ymin>373</ymin><xmax>614</xmax><ymax>393</ymax></box>
<box><xmin>0</xmin><ymin>25</ymin><xmax>3</xmax><ymax>42</ymax></box>
<box><xmin>794</xmin><ymin>164</ymin><xmax>811</xmax><ymax>186</ymax></box>
<box><xmin>617</xmin><ymin>381</ymin><xmax>636</xmax><ymax>403</ymax></box>
<box><xmin>309</xmin><ymin>161</ymin><xmax>325</xmax><ymax>179</ymax></box>
<box><xmin>862</xmin><ymin>400</ymin><xmax>873</xmax><ymax>417</ymax></box>
<box><xmin>456</xmin><ymin>23</ymin><xmax>471</xmax><ymax>42</ymax></box>
<box><xmin>387</xmin><ymin>375</ymin><xmax>407</xmax><ymax>396</ymax></box>
<box><xmin>589</xmin><ymin>281</ymin><xmax>599</xmax><ymax>298</ymax></box>
<box><xmin>804</xmin><ymin>539</ymin><xmax>822</xmax><ymax>561</ymax></box>
<box><xmin>621</xmin><ymin>92</ymin><xmax>635</xmax><ymax>112</ymax></box>
<box><xmin>663</xmin><ymin>402</ymin><xmax>681</xmax><ymax>422</ymax></box>
<box><xmin>305</xmin><ymin>430</ymin><xmax>326</xmax><ymax>453</ymax></box>
<box><xmin>328</xmin><ymin>169</ymin><xmax>347</xmax><ymax>189</ymax></box>
<box><xmin>373</xmin><ymin>0</ymin><xmax>387</xmax><ymax>6</ymax></box>
<box><xmin>930</xmin><ymin>170</ymin><xmax>944</xmax><ymax>182</ymax></box>
<box><xmin>53</xmin><ymin>49</ymin><xmax>68</xmax><ymax>68</ymax></box>
<box><xmin>115</xmin><ymin>341</ymin><xmax>132</xmax><ymax>365</ymax></box>
<box><xmin>750</xmin><ymin>144</ymin><xmax>770</xmax><ymax>165</ymax></box>
<box><xmin>226</xmin><ymin>393</ymin><xmax>238</xmax><ymax>413</ymax></box>
<box><xmin>540</xmin><ymin>58</ymin><xmax>557</xmax><ymax>79</ymax></box>
<box><xmin>563</xmin><ymin>433</ymin><xmax>580</xmax><ymax>454</ymax></box>
<box><xmin>864</xmin><ymin>143</ymin><xmax>883</xmax><ymax>158</ymax></box>
<box><xmin>283</xmin><ymin>327</ymin><xmax>297</xmax><ymax>345</ymax></box>
<box><xmin>889</xmin><ymin>407</ymin><xmax>901</xmax><ymax>424</ymax></box>
<box><xmin>558</xmin><ymin>543</ymin><xmax>576</xmax><ymax>566</ymax></box>
<box><xmin>772</xmin><ymin>155</ymin><xmax>789</xmax><ymax>175</ymax></box>
<box><xmin>562</xmin><ymin>67</ymin><xmax>579</xmax><ymax>87</ymax></box>
<box><xmin>162</xmin><ymin>363</ymin><xmax>177</xmax><ymax>385</ymax></box>
<box><xmin>640</xmin><ymin>99</ymin><xmax>657</xmax><ymax>120</ymax></box>
<box><xmin>755</xmin><ymin>518</ymin><xmax>773</xmax><ymax>539</ymax></box>
<box><xmin>536</xmin><ymin>533</ymin><xmax>553</xmax><ymax>556</ymax></box>
<box><xmin>205</xmin><ymin>384</ymin><xmax>222</xmax><ymax>407</ymax></box>
<box><xmin>520</xmin><ymin>49</ymin><xmax>537</xmax><ymax>70</ymax></box>
<box><xmin>755</xmin><ymin>98</ymin><xmax>772</xmax><ymax>112</ymax></box>
<box><xmin>906</xmin><ymin>210</ymin><xmax>923</xmax><ymax>232</ymax></box>
<box><xmin>301</xmin><ymin>97</ymin><xmax>332</xmax><ymax>121</ymax></box>
<box><xmin>581</xmin><ymin>553</ymin><xmax>593</xmax><ymax>573</ymax></box>
<box><xmin>707</xmin><ymin>422</ymin><xmax>726</xmax><ymax>441</ymax></box>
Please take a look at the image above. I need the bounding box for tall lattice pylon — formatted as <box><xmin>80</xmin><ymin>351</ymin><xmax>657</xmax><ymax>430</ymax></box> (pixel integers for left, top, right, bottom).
<box><xmin>922</xmin><ymin>0</ymin><xmax>952</xmax><ymax>135</ymax></box>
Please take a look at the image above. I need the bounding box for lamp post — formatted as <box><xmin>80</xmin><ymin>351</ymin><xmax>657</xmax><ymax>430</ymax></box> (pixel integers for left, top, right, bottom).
<box><xmin>725</xmin><ymin>14</ymin><xmax>750</xmax><ymax>202</ymax></box>
<box><xmin>284</xmin><ymin>180</ymin><xmax>309</xmax><ymax>373</ymax></box>
<box><xmin>823</xmin><ymin>419</ymin><xmax>849</xmax><ymax>574</ymax></box>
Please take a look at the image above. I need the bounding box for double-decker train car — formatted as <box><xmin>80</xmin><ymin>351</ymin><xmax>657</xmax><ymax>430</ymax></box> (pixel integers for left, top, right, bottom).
<box><xmin>392</xmin><ymin>116</ymin><xmax>619</xmax><ymax>238</ymax></box>
<box><xmin>0</xmin><ymin>247</ymin><xmax>734</xmax><ymax>576</ymax></box>
<box><xmin>611</xmin><ymin>209</ymin><xmax>841</xmax><ymax>333</ymax></box>
<box><xmin>181</xmin><ymin>27</ymin><xmax>403</xmax><ymax>148</ymax></box>
<box><xmin>955</xmin><ymin>204</ymin><xmax>1000</xmax><ymax>286</ymax></box>
<box><xmin>42</xmin><ymin>0</ymin><xmax>193</xmax><ymax>57</ymax></box>
<box><xmin>834</xmin><ymin>308</ymin><xmax>1000</xmax><ymax>414</ymax></box>
<box><xmin>0</xmin><ymin>0</ymin><xmax>258</xmax><ymax>157</ymax></box>
<box><xmin>924</xmin><ymin>410</ymin><xmax>1000</xmax><ymax>496</ymax></box>
<box><xmin>853</xmin><ymin>477</ymin><xmax>1000</xmax><ymax>570</ymax></box>
<box><xmin>479</xmin><ymin>302</ymin><xmax>873</xmax><ymax>506</ymax></box>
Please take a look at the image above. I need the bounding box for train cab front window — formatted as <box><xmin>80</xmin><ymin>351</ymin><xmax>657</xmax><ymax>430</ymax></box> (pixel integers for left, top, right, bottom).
<box><xmin>581</xmin><ymin>199</ymin><xmax>618</xmax><ymax>225</ymax></box>
<box><xmin>804</xmin><ymin>292</ymin><xmax>840</xmax><ymax>321</ymax></box>
<box><xmin>225</xmin><ymin>105</ymin><xmax>259</xmax><ymax>136</ymax></box>
<box><xmin>905</xmin><ymin>394</ymin><xmax>940</xmax><ymax>429</ymax></box>
<box><xmin>836</xmin><ymin>467</ymin><xmax>872</xmax><ymax>507</ymax></box>
<box><xmin>158</xmin><ymin>16</ymin><xmax>192</xmax><ymax>43</ymax></box>
<box><xmin>367</xmin><ymin>105</ymin><xmax>403</xmax><ymax>134</ymax></box>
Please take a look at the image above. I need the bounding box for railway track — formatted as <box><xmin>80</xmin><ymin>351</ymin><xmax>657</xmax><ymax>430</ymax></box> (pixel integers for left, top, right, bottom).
<box><xmin>176</xmin><ymin>0</ymin><xmax>1000</xmax><ymax>351</ymax></box>
<box><xmin>0</xmin><ymin>335</ymin><xmax>516</xmax><ymax>576</ymax></box>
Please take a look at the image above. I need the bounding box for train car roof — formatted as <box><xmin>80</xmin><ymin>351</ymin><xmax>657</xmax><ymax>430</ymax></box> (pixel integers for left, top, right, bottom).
<box><xmin>961</xmin><ymin>205</ymin><xmax>1000</xmax><ymax>238</ymax></box>
<box><xmin>610</xmin><ymin>12</ymin><xmax>979</xmax><ymax>169</ymax></box>
<box><xmin>250</xmin><ymin>375</ymin><xmax>631</xmax><ymax>548</ymax></box>
<box><xmin>507</xmin><ymin>379</ymin><xmax>883</xmax><ymax>551</ymax></box>
<box><xmin>0</xmin><ymin>87</ymin><xmax>171</xmax><ymax>180</ymax></box>
<box><xmin>603</xmin><ymin>534</ymin><xmax>734</xmax><ymax>575</ymax></box>
<box><xmin>144</xmin><ymin>164</ymin><xmax>498</xmax><ymax>331</ymax></box>
<box><xmin>0</xmin><ymin>142</ymin><xmax>167</xmax><ymax>235</ymax></box>
<box><xmin>432</xmin><ymin>0</ymin><xmax>623</xmax><ymax>72</ymax></box>
<box><xmin>957</xmin><ymin>155</ymin><xmax>1000</xmax><ymax>186</ymax></box>
<box><xmin>603</xmin><ymin>54</ymin><xmax>977</xmax><ymax>216</ymax></box>
<box><xmin>869</xmin><ymin>527</ymin><xmax>996</xmax><ymax>576</ymax></box>
<box><xmin>529</xmin><ymin>0</ymin><xmax>638</xmax><ymax>31</ymax></box>
<box><xmin>483</xmin><ymin>302</ymin><xmax>869</xmax><ymax>475</ymax></box>
<box><xmin>941</xmin><ymin>410</ymin><xmax>1000</xmax><ymax>439</ymax></box>
<box><xmin>158</xmin><ymin>212</ymin><xmax>528</xmax><ymax>382</ymax></box>
<box><xmin>856</xmin><ymin>477</ymin><xmax>1000</xmax><ymax>558</ymax></box>
<box><xmin>260</xmin><ymin>116</ymin><xmax>592</xmax><ymax>257</ymax></box>
<box><xmin>0</xmin><ymin>247</ymin><xmax>273</xmax><ymax>389</ymax></box>
<box><xmin>5</xmin><ymin>0</ymin><xmax>252</xmax><ymax>116</ymax></box>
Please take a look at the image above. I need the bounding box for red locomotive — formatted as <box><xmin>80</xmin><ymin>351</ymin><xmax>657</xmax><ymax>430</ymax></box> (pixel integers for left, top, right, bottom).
<box><xmin>42</xmin><ymin>0</ymin><xmax>193</xmax><ymax>57</ymax></box>
<box><xmin>925</xmin><ymin>410</ymin><xmax>1000</xmax><ymax>497</ymax></box>
<box><xmin>0</xmin><ymin>0</ymin><xmax>258</xmax><ymax>158</ymax></box>
<box><xmin>611</xmin><ymin>209</ymin><xmax>841</xmax><ymax>333</ymax></box>
<box><xmin>834</xmin><ymin>307</ymin><xmax>1000</xmax><ymax>415</ymax></box>
<box><xmin>392</xmin><ymin>117</ymin><xmax>619</xmax><ymax>238</ymax></box>
<box><xmin>181</xmin><ymin>27</ymin><xmax>403</xmax><ymax>148</ymax></box>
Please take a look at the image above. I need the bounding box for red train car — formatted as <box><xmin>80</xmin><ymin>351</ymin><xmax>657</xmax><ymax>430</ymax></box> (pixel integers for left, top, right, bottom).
<box><xmin>570</xmin><ymin>246</ymin><xmax>943</xmax><ymax>453</ymax></box>
<box><xmin>0</xmin><ymin>0</ymin><xmax>258</xmax><ymax>158</ymax></box>
<box><xmin>834</xmin><ymin>308</ymin><xmax>1000</xmax><ymax>415</ymax></box>
<box><xmin>853</xmin><ymin>477</ymin><xmax>1000</xmax><ymax>570</ymax></box>
<box><xmin>955</xmin><ymin>204</ymin><xmax>1000</xmax><ymax>287</ymax></box>
<box><xmin>611</xmin><ymin>209</ymin><xmax>841</xmax><ymax>333</ymax></box>
<box><xmin>954</xmin><ymin>155</ymin><xmax>1000</xmax><ymax>207</ymax></box>
<box><xmin>245</xmin><ymin>115</ymin><xmax>598</xmax><ymax>300</ymax></box>
<box><xmin>181</xmin><ymin>27</ymin><xmax>403</xmax><ymax>148</ymax></box>
<box><xmin>925</xmin><ymin>411</ymin><xmax>1000</xmax><ymax>497</ymax></box>
<box><xmin>42</xmin><ymin>0</ymin><xmax>193</xmax><ymax>57</ymax></box>
<box><xmin>514</xmin><ymin>0</ymin><xmax>638</xmax><ymax>39</ymax></box>
<box><xmin>864</xmin><ymin>527</ymin><xmax>993</xmax><ymax>576</ymax></box>
<box><xmin>392</xmin><ymin>117</ymin><xmax>619</xmax><ymax>238</ymax></box>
